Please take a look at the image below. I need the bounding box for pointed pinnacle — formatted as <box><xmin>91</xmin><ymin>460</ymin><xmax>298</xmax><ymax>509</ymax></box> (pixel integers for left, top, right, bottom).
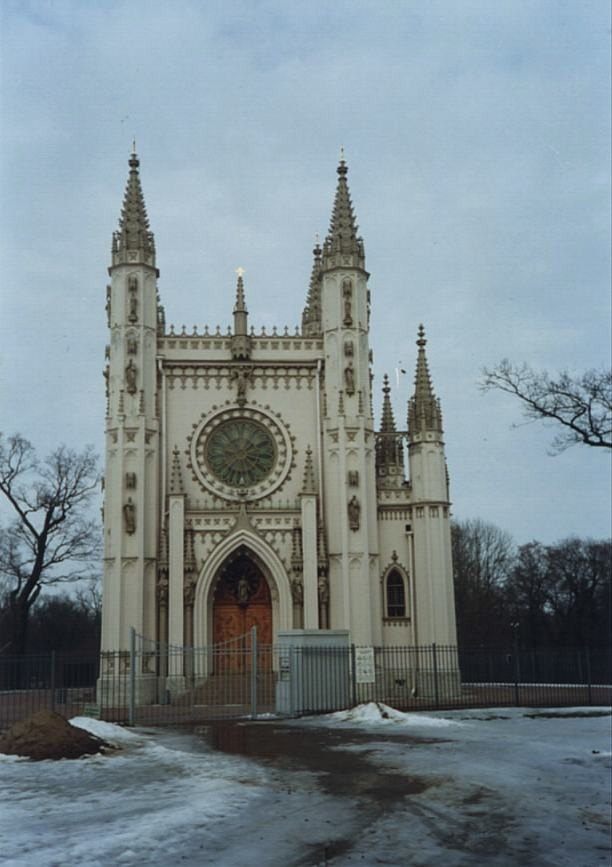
<box><xmin>169</xmin><ymin>446</ymin><xmax>184</xmax><ymax>494</ymax></box>
<box><xmin>302</xmin><ymin>241</ymin><xmax>323</xmax><ymax>335</ymax></box>
<box><xmin>114</xmin><ymin>150</ymin><xmax>155</xmax><ymax>263</ymax></box>
<box><xmin>322</xmin><ymin>156</ymin><xmax>365</xmax><ymax>268</ymax></box>
<box><xmin>380</xmin><ymin>374</ymin><xmax>397</xmax><ymax>433</ymax></box>
<box><xmin>234</xmin><ymin>271</ymin><xmax>247</xmax><ymax>313</ymax></box>
<box><xmin>408</xmin><ymin>325</ymin><xmax>443</xmax><ymax>436</ymax></box>
<box><xmin>301</xmin><ymin>445</ymin><xmax>317</xmax><ymax>495</ymax></box>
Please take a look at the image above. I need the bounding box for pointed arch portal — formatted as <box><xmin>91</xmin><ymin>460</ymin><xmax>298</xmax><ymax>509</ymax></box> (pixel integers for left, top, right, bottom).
<box><xmin>213</xmin><ymin>550</ymin><xmax>273</xmax><ymax>653</ymax></box>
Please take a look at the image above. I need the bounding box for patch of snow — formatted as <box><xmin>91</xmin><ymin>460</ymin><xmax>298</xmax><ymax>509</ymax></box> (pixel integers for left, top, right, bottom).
<box><xmin>326</xmin><ymin>702</ymin><xmax>464</xmax><ymax>727</ymax></box>
<box><xmin>69</xmin><ymin>717</ymin><xmax>142</xmax><ymax>745</ymax></box>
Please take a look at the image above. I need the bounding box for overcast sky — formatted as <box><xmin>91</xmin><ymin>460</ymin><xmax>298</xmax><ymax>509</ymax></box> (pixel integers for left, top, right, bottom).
<box><xmin>1</xmin><ymin>0</ymin><xmax>610</xmax><ymax>545</ymax></box>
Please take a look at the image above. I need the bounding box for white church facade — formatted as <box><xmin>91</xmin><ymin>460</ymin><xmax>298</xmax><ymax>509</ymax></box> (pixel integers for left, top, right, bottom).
<box><xmin>100</xmin><ymin>150</ymin><xmax>458</xmax><ymax>672</ymax></box>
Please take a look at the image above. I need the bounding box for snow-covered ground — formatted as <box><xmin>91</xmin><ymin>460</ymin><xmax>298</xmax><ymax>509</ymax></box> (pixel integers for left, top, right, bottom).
<box><xmin>0</xmin><ymin>706</ymin><xmax>610</xmax><ymax>866</ymax></box>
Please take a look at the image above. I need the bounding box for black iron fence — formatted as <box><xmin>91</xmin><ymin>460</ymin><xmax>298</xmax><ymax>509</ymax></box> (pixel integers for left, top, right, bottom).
<box><xmin>0</xmin><ymin>642</ymin><xmax>610</xmax><ymax>731</ymax></box>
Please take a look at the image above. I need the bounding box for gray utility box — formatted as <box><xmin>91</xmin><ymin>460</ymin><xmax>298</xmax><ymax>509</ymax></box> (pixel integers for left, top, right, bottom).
<box><xmin>275</xmin><ymin>630</ymin><xmax>351</xmax><ymax>716</ymax></box>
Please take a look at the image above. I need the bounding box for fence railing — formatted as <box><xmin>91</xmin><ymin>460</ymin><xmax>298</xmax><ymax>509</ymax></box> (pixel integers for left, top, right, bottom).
<box><xmin>1</xmin><ymin>641</ymin><xmax>610</xmax><ymax>730</ymax></box>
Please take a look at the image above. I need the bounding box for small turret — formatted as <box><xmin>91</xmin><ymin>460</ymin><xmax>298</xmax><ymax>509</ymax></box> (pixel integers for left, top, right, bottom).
<box><xmin>408</xmin><ymin>325</ymin><xmax>443</xmax><ymax>439</ymax></box>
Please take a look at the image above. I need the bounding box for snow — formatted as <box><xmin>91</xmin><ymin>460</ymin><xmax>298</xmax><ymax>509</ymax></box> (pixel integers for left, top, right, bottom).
<box><xmin>0</xmin><ymin>707</ymin><xmax>610</xmax><ymax>866</ymax></box>
<box><xmin>328</xmin><ymin>701</ymin><xmax>464</xmax><ymax>726</ymax></box>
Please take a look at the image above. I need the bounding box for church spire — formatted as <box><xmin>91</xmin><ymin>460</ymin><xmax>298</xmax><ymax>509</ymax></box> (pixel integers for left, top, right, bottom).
<box><xmin>302</xmin><ymin>239</ymin><xmax>323</xmax><ymax>336</ymax></box>
<box><xmin>322</xmin><ymin>152</ymin><xmax>365</xmax><ymax>271</ymax></box>
<box><xmin>112</xmin><ymin>148</ymin><xmax>156</xmax><ymax>268</ymax></box>
<box><xmin>408</xmin><ymin>325</ymin><xmax>443</xmax><ymax>437</ymax></box>
<box><xmin>376</xmin><ymin>374</ymin><xmax>404</xmax><ymax>478</ymax></box>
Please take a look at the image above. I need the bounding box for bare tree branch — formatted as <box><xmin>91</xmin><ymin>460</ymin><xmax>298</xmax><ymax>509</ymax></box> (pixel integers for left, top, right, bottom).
<box><xmin>481</xmin><ymin>361</ymin><xmax>612</xmax><ymax>453</ymax></box>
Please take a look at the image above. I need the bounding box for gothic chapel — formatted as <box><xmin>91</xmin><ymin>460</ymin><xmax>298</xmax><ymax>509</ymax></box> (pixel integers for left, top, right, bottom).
<box><xmin>101</xmin><ymin>150</ymin><xmax>458</xmax><ymax>674</ymax></box>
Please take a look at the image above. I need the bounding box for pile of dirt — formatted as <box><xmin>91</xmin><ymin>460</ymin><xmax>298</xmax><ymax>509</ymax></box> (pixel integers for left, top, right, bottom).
<box><xmin>0</xmin><ymin>710</ymin><xmax>112</xmax><ymax>761</ymax></box>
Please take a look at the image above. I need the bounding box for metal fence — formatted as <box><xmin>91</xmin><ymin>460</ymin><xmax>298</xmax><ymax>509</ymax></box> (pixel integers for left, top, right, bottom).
<box><xmin>1</xmin><ymin>639</ymin><xmax>610</xmax><ymax>731</ymax></box>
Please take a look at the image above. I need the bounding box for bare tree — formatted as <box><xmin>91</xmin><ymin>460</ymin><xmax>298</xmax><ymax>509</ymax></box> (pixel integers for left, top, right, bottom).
<box><xmin>0</xmin><ymin>433</ymin><xmax>101</xmax><ymax>655</ymax></box>
<box><xmin>481</xmin><ymin>361</ymin><xmax>612</xmax><ymax>453</ymax></box>
<box><xmin>451</xmin><ymin>519</ymin><xmax>516</xmax><ymax>646</ymax></box>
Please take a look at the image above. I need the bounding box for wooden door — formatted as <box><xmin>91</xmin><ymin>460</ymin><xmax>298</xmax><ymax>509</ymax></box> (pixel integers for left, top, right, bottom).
<box><xmin>213</xmin><ymin>555</ymin><xmax>272</xmax><ymax>672</ymax></box>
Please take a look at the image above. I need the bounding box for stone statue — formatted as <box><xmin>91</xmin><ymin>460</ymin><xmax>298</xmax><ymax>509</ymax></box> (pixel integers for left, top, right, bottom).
<box><xmin>343</xmin><ymin>297</ymin><xmax>352</xmax><ymax>327</ymax></box>
<box><xmin>232</xmin><ymin>366</ymin><xmax>252</xmax><ymax>407</ymax></box>
<box><xmin>123</xmin><ymin>498</ymin><xmax>136</xmax><ymax>534</ymax></box>
<box><xmin>105</xmin><ymin>285</ymin><xmax>111</xmax><ymax>327</ymax></box>
<box><xmin>125</xmin><ymin>359</ymin><xmax>137</xmax><ymax>394</ymax></box>
<box><xmin>237</xmin><ymin>575</ymin><xmax>251</xmax><ymax>605</ymax></box>
<box><xmin>156</xmin><ymin>576</ymin><xmax>169</xmax><ymax>606</ymax></box>
<box><xmin>348</xmin><ymin>495</ymin><xmax>360</xmax><ymax>531</ymax></box>
<box><xmin>128</xmin><ymin>277</ymin><xmax>138</xmax><ymax>323</ymax></box>
<box><xmin>291</xmin><ymin>579</ymin><xmax>304</xmax><ymax>605</ymax></box>
<box><xmin>344</xmin><ymin>362</ymin><xmax>355</xmax><ymax>395</ymax></box>
<box><xmin>342</xmin><ymin>278</ymin><xmax>353</xmax><ymax>326</ymax></box>
<box><xmin>318</xmin><ymin>575</ymin><xmax>329</xmax><ymax>604</ymax></box>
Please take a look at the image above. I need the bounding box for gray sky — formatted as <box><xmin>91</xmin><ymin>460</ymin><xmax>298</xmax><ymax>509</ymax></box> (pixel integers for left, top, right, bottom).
<box><xmin>1</xmin><ymin>0</ymin><xmax>610</xmax><ymax>545</ymax></box>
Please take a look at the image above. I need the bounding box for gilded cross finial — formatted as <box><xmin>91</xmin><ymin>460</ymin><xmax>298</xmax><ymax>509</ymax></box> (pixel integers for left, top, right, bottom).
<box><xmin>235</xmin><ymin>266</ymin><xmax>245</xmax><ymax>279</ymax></box>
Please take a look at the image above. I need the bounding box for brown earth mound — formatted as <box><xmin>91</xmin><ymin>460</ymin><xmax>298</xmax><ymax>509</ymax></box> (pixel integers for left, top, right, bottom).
<box><xmin>0</xmin><ymin>710</ymin><xmax>112</xmax><ymax>761</ymax></box>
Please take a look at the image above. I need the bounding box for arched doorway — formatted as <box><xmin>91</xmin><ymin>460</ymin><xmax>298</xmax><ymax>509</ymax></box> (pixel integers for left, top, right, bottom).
<box><xmin>212</xmin><ymin>549</ymin><xmax>272</xmax><ymax>671</ymax></box>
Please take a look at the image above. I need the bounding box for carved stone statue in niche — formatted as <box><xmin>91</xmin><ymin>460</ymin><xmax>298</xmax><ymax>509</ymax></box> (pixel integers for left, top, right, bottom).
<box><xmin>291</xmin><ymin>579</ymin><xmax>304</xmax><ymax>605</ymax></box>
<box><xmin>128</xmin><ymin>276</ymin><xmax>138</xmax><ymax>323</ymax></box>
<box><xmin>237</xmin><ymin>575</ymin><xmax>252</xmax><ymax>605</ymax></box>
<box><xmin>102</xmin><ymin>366</ymin><xmax>109</xmax><ymax>399</ymax></box>
<box><xmin>318</xmin><ymin>575</ymin><xmax>329</xmax><ymax>604</ymax></box>
<box><xmin>156</xmin><ymin>576</ymin><xmax>169</xmax><ymax>606</ymax></box>
<box><xmin>125</xmin><ymin>359</ymin><xmax>137</xmax><ymax>394</ymax></box>
<box><xmin>232</xmin><ymin>366</ymin><xmax>252</xmax><ymax>407</ymax></box>
<box><xmin>126</xmin><ymin>334</ymin><xmax>138</xmax><ymax>355</ymax></box>
<box><xmin>344</xmin><ymin>362</ymin><xmax>355</xmax><ymax>396</ymax></box>
<box><xmin>125</xmin><ymin>472</ymin><xmax>137</xmax><ymax>489</ymax></box>
<box><xmin>347</xmin><ymin>470</ymin><xmax>359</xmax><ymax>487</ymax></box>
<box><xmin>123</xmin><ymin>498</ymin><xmax>136</xmax><ymax>534</ymax></box>
<box><xmin>343</xmin><ymin>339</ymin><xmax>354</xmax><ymax>357</ymax></box>
<box><xmin>342</xmin><ymin>278</ymin><xmax>353</xmax><ymax>326</ymax></box>
<box><xmin>348</xmin><ymin>495</ymin><xmax>361</xmax><ymax>531</ymax></box>
<box><xmin>106</xmin><ymin>285</ymin><xmax>111</xmax><ymax>327</ymax></box>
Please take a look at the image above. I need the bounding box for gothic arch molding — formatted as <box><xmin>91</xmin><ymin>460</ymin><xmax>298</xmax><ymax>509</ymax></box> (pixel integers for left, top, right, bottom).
<box><xmin>193</xmin><ymin>528</ymin><xmax>292</xmax><ymax>647</ymax></box>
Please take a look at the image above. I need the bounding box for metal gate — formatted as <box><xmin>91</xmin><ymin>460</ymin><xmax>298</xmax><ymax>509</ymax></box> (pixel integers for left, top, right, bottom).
<box><xmin>122</xmin><ymin>627</ymin><xmax>277</xmax><ymax>725</ymax></box>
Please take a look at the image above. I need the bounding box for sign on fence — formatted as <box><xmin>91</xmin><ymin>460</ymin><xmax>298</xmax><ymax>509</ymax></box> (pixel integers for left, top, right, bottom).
<box><xmin>355</xmin><ymin>647</ymin><xmax>376</xmax><ymax>684</ymax></box>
